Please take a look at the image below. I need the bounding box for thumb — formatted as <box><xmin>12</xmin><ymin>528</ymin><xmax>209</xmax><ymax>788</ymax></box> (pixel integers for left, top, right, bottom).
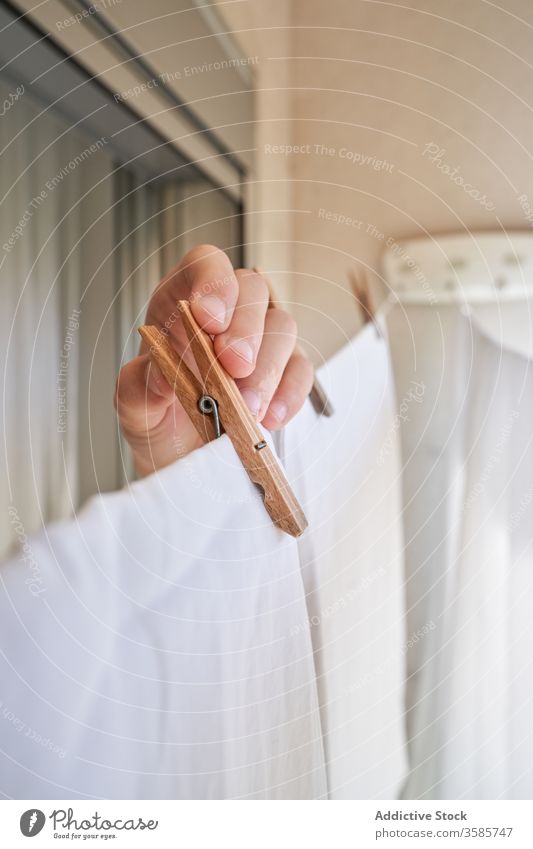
<box><xmin>115</xmin><ymin>354</ymin><xmax>202</xmax><ymax>476</ymax></box>
<box><xmin>114</xmin><ymin>354</ymin><xmax>174</xmax><ymax>436</ymax></box>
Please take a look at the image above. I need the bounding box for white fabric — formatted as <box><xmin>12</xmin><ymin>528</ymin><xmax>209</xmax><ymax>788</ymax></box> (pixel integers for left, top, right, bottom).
<box><xmin>388</xmin><ymin>303</ymin><xmax>533</xmax><ymax>799</ymax></box>
<box><xmin>0</xmin><ymin>438</ymin><xmax>325</xmax><ymax>800</ymax></box>
<box><xmin>0</xmin><ymin>326</ymin><xmax>406</xmax><ymax>799</ymax></box>
<box><xmin>466</xmin><ymin>300</ymin><xmax>533</xmax><ymax>361</ymax></box>
<box><xmin>284</xmin><ymin>322</ymin><xmax>407</xmax><ymax>798</ymax></box>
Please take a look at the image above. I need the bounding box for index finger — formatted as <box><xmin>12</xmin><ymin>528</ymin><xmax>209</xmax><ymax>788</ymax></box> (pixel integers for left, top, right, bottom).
<box><xmin>183</xmin><ymin>244</ymin><xmax>239</xmax><ymax>334</ymax></box>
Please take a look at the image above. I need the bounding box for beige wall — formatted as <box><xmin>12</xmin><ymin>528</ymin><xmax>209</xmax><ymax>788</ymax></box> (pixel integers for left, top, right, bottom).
<box><xmin>215</xmin><ymin>0</ymin><xmax>296</xmax><ymax>301</ymax></box>
<box><xmin>219</xmin><ymin>0</ymin><xmax>533</xmax><ymax>361</ymax></box>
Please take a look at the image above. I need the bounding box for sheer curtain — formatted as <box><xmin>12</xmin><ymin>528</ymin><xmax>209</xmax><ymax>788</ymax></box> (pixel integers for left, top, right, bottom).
<box><xmin>0</xmin><ymin>78</ymin><xmax>90</xmax><ymax>556</ymax></box>
<box><xmin>0</xmin><ymin>80</ymin><xmax>167</xmax><ymax>555</ymax></box>
<box><xmin>388</xmin><ymin>299</ymin><xmax>533</xmax><ymax>798</ymax></box>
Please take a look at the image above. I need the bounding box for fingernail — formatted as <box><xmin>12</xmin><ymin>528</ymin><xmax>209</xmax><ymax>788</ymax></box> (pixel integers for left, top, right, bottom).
<box><xmin>240</xmin><ymin>388</ymin><xmax>262</xmax><ymax>417</ymax></box>
<box><xmin>145</xmin><ymin>360</ymin><xmax>166</xmax><ymax>397</ymax></box>
<box><xmin>199</xmin><ymin>295</ymin><xmax>226</xmax><ymax>324</ymax></box>
<box><xmin>229</xmin><ymin>338</ymin><xmax>255</xmax><ymax>364</ymax></box>
<box><xmin>269</xmin><ymin>399</ymin><xmax>288</xmax><ymax>423</ymax></box>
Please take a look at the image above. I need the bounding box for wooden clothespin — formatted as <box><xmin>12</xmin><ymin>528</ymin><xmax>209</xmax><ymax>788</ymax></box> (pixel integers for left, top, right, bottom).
<box><xmin>348</xmin><ymin>268</ymin><xmax>382</xmax><ymax>337</ymax></box>
<box><xmin>253</xmin><ymin>268</ymin><xmax>334</xmax><ymax>418</ymax></box>
<box><xmin>139</xmin><ymin>302</ymin><xmax>308</xmax><ymax>538</ymax></box>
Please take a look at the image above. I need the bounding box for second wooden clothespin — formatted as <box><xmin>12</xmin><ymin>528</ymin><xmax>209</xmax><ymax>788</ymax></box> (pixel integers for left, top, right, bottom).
<box><xmin>139</xmin><ymin>302</ymin><xmax>308</xmax><ymax>538</ymax></box>
<box><xmin>348</xmin><ymin>268</ymin><xmax>382</xmax><ymax>336</ymax></box>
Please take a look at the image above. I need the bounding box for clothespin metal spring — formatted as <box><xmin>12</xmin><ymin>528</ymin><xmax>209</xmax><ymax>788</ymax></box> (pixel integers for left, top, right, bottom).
<box><xmin>198</xmin><ymin>395</ymin><xmax>222</xmax><ymax>439</ymax></box>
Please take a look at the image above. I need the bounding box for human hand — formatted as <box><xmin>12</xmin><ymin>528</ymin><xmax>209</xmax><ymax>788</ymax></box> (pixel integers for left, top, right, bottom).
<box><xmin>114</xmin><ymin>245</ymin><xmax>314</xmax><ymax>476</ymax></box>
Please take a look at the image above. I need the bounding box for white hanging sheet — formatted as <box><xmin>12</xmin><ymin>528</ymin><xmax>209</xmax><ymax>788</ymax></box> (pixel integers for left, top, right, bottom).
<box><xmin>283</xmin><ymin>321</ymin><xmax>407</xmax><ymax>799</ymax></box>
<box><xmin>389</xmin><ymin>303</ymin><xmax>533</xmax><ymax>799</ymax></box>
<box><xmin>0</xmin><ymin>323</ymin><xmax>406</xmax><ymax>799</ymax></box>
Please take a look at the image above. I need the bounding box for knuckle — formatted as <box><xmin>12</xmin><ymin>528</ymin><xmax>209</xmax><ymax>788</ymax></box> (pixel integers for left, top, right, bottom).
<box><xmin>235</xmin><ymin>268</ymin><xmax>269</xmax><ymax>304</ymax></box>
<box><xmin>298</xmin><ymin>351</ymin><xmax>315</xmax><ymax>374</ymax></box>
<box><xmin>271</xmin><ymin>308</ymin><xmax>297</xmax><ymax>339</ymax></box>
<box><xmin>293</xmin><ymin>353</ymin><xmax>315</xmax><ymax>388</ymax></box>
<box><xmin>239</xmin><ymin>360</ymin><xmax>277</xmax><ymax>404</ymax></box>
<box><xmin>292</xmin><ymin>349</ymin><xmax>311</xmax><ymax>366</ymax></box>
<box><xmin>304</xmin><ymin>364</ymin><xmax>315</xmax><ymax>391</ymax></box>
<box><xmin>182</xmin><ymin>244</ymin><xmax>228</xmax><ymax>273</ymax></box>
